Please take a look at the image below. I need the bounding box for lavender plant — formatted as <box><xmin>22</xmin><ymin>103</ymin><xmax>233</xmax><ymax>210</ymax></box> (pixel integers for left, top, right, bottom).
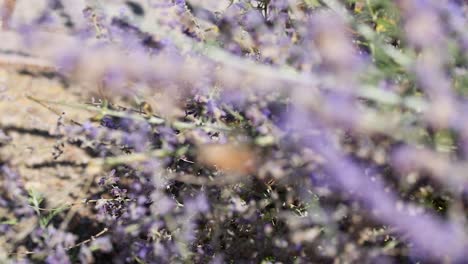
<box><xmin>0</xmin><ymin>0</ymin><xmax>467</xmax><ymax>263</ymax></box>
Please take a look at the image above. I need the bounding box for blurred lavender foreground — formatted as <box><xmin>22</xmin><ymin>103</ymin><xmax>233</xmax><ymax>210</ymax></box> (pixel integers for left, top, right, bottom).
<box><xmin>0</xmin><ymin>0</ymin><xmax>467</xmax><ymax>263</ymax></box>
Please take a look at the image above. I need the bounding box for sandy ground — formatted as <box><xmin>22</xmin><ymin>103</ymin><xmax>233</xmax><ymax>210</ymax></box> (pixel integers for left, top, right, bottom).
<box><xmin>0</xmin><ymin>67</ymin><xmax>94</xmax><ymax>208</ymax></box>
<box><xmin>0</xmin><ymin>0</ymin><xmax>97</xmax><ymax>208</ymax></box>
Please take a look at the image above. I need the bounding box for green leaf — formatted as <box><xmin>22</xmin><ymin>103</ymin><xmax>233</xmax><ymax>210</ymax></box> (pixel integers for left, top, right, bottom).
<box><xmin>28</xmin><ymin>189</ymin><xmax>44</xmax><ymax>216</ymax></box>
<box><xmin>39</xmin><ymin>205</ymin><xmax>68</xmax><ymax>227</ymax></box>
<box><xmin>1</xmin><ymin>219</ymin><xmax>18</xmax><ymax>225</ymax></box>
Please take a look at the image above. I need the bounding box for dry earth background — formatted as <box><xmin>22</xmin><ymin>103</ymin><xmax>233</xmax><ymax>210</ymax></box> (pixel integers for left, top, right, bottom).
<box><xmin>0</xmin><ymin>0</ymin><xmax>177</xmax><ymax>233</ymax></box>
<box><xmin>0</xmin><ymin>1</ymin><xmax>97</xmax><ymax>210</ymax></box>
<box><xmin>0</xmin><ymin>67</ymin><xmax>92</xmax><ymax>207</ymax></box>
